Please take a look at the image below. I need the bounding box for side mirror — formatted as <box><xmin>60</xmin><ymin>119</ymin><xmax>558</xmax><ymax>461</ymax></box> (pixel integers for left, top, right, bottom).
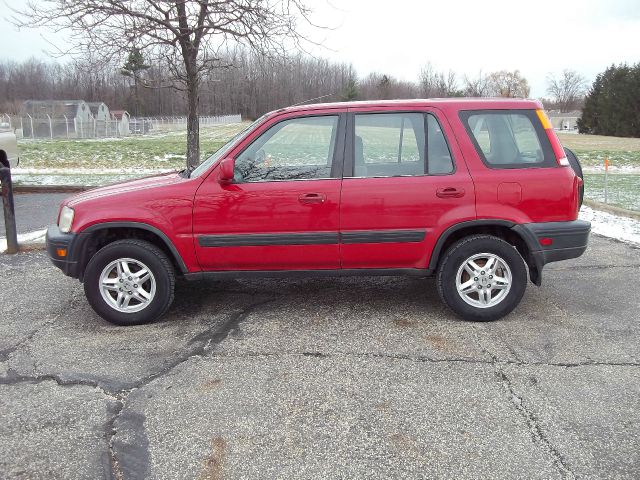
<box><xmin>218</xmin><ymin>157</ymin><xmax>235</xmax><ymax>185</ymax></box>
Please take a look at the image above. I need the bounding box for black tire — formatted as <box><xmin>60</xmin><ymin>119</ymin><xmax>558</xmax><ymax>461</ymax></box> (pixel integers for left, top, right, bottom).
<box><xmin>564</xmin><ymin>147</ymin><xmax>584</xmax><ymax>207</ymax></box>
<box><xmin>436</xmin><ymin>235</ymin><xmax>527</xmax><ymax>322</ymax></box>
<box><xmin>83</xmin><ymin>239</ymin><xmax>175</xmax><ymax>325</ymax></box>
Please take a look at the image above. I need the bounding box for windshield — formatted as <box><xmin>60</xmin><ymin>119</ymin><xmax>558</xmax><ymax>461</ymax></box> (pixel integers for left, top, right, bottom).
<box><xmin>189</xmin><ymin>114</ymin><xmax>268</xmax><ymax>178</ymax></box>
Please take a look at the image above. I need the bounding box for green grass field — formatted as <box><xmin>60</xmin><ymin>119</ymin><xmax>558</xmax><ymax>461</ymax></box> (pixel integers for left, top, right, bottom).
<box><xmin>558</xmin><ymin>132</ymin><xmax>640</xmax><ymax>169</ymax></box>
<box><xmin>15</xmin><ymin>123</ymin><xmax>246</xmax><ymax>172</ymax></box>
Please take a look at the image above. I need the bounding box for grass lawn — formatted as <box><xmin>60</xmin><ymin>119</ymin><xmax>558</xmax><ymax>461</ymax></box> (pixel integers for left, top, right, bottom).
<box><xmin>583</xmin><ymin>173</ymin><xmax>640</xmax><ymax>212</ymax></box>
<box><xmin>15</xmin><ymin>123</ymin><xmax>248</xmax><ymax>172</ymax></box>
<box><xmin>558</xmin><ymin>132</ymin><xmax>640</xmax><ymax>169</ymax></box>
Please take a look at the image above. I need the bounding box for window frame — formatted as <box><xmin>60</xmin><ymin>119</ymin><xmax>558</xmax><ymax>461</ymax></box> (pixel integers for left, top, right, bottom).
<box><xmin>343</xmin><ymin>110</ymin><xmax>456</xmax><ymax>179</ymax></box>
<box><xmin>459</xmin><ymin>109</ymin><xmax>557</xmax><ymax>170</ymax></box>
<box><xmin>231</xmin><ymin>112</ymin><xmax>346</xmax><ymax>184</ymax></box>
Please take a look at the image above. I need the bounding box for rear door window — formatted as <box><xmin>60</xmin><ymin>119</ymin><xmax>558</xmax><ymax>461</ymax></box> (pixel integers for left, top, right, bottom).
<box><xmin>354</xmin><ymin>113</ymin><xmax>425</xmax><ymax>177</ymax></box>
<box><xmin>351</xmin><ymin>112</ymin><xmax>454</xmax><ymax>177</ymax></box>
<box><xmin>460</xmin><ymin>110</ymin><xmax>555</xmax><ymax>168</ymax></box>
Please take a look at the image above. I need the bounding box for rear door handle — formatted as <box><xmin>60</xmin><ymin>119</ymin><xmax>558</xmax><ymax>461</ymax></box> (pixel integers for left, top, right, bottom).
<box><xmin>298</xmin><ymin>193</ymin><xmax>326</xmax><ymax>204</ymax></box>
<box><xmin>436</xmin><ymin>187</ymin><xmax>465</xmax><ymax>198</ymax></box>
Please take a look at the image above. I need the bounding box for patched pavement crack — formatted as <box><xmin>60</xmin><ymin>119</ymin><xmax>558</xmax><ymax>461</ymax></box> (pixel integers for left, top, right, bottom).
<box><xmin>209</xmin><ymin>350</ymin><xmax>640</xmax><ymax>368</ymax></box>
<box><xmin>495</xmin><ymin>366</ymin><xmax>576</xmax><ymax>479</ymax></box>
<box><xmin>549</xmin><ymin>264</ymin><xmax>640</xmax><ymax>271</ymax></box>
<box><xmin>0</xmin><ymin>293</ymin><xmax>278</xmax><ymax>480</ymax></box>
<box><xmin>0</xmin><ymin>290</ymin><xmax>84</xmax><ymax>363</ymax></box>
<box><xmin>0</xmin><ymin>372</ymin><xmax>114</xmax><ymax>396</ymax></box>
<box><xmin>104</xmin><ymin>295</ymin><xmax>276</xmax><ymax>479</ymax></box>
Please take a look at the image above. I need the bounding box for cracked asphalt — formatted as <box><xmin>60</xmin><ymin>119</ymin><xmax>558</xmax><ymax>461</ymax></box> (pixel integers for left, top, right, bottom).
<box><xmin>0</xmin><ymin>234</ymin><xmax>639</xmax><ymax>479</ymax></box>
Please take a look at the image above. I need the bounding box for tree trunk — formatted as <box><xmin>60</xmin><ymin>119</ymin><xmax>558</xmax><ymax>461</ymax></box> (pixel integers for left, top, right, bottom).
<box><xmin>186</xmin><ymin>76</ymin><xmax>200</xmax><ymax>170</ymax></box>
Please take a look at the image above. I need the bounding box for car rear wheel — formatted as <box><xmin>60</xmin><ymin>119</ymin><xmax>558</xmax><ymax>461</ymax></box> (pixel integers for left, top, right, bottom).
<box><xmin>84</xmin><ymin>239</ymin><xmax>175</xmax><ymax>325</ymax></box>
<box><xmin>436</xmin><ymin>235</ymin><xmax>527</xmax><ymax>321</ymax></box>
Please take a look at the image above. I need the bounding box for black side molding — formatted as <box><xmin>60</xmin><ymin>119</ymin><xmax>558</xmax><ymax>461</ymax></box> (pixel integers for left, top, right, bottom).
<box><xmin>199</xmin><ymin>232</ymin><xmax>339</xmax><ymax>247</ymax></box>
<box><xmin>341</xmin><ymin>230</ymin><xmax>425</xmax><ymax>244</ymax></box>
<box><xmin>198</xmin><ymin>230</ymin><xmax>427</xmax><ymax>247</ymax></box>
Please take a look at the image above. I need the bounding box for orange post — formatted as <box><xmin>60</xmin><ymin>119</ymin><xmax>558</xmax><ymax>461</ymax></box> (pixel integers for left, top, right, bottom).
<box><xmin>604</xmin><ymin>158</ymin><xmax>609</xmax><ymax>203</ymax></box>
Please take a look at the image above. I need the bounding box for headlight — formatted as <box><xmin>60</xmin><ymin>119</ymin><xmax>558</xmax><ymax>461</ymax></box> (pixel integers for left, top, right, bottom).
<box><xmin>58</xmin><ymin>206</ymin><xmax>75</xmax><ymax>233</ymax></box>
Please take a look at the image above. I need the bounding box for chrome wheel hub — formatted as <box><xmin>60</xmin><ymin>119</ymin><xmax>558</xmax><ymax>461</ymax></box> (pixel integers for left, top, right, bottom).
<box><xmin>99</xmin><ymin>258</ymin><xmax>156</xmax><ymax>313</ymax></box>
<box><xmin>455</xmin><ymin>253</ymin><xmax>512</xmax><ymax>308</ymax></box>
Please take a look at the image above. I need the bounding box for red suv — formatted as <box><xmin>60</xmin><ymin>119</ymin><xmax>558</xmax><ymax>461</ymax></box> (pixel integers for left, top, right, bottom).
<box><xmin>46</xmin><ymin>99</ymin><xmax>590</xmax><ymax>325</ymax></box>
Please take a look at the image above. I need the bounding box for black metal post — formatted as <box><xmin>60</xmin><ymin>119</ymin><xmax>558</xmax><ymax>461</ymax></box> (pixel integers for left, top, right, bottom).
<box><xmin>1</xmin><ymin>167</ymin><xmax>18</xmax><ymax>254</ymax></box>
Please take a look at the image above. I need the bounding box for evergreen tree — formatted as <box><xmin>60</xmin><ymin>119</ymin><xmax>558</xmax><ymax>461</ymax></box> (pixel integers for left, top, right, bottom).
<box><xmin>579</xmin><ymin>63</ymin><xmax>640</xmax><ymax>137</ymax></box>
<box><xmin>341</xmin><ymin>77</ymin><xmax>358</xmax><ymax>101</ymax></box>
<box><xmin>120</xmin><ymin>47</ymin><xmax>150</xmax><ymax>116</ymax></box>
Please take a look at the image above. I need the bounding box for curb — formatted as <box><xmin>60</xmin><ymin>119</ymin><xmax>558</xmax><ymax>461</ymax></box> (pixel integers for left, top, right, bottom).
<box><xmin>13</xmin><ymin>185</ymin><xmax>91</xmax><ymax>194</ymax></box>
<box><xmin>583</xmin><ymin>199</ymin><xmax>640</xmax><ymax>221</ymax></box>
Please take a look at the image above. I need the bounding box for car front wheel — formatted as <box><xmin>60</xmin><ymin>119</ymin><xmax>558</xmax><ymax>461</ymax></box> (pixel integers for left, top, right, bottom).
<box><xmin>436</xmin><ymin>235</ymin><xmax>527</xmax><ymax>321</ymax></box>
<box><xmin>83</xmin><ymin>239</ymin><xmax>175</xmax><ymax>325</ymax></box>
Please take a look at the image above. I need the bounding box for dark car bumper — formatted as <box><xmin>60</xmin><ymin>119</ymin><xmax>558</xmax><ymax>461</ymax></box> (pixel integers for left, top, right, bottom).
<box><xmin>46</xmin><ymin>225</ymin><xmax>87</xmax><ymax>279</ymax></box>
<box><xmin>513</xmin><ymin>220</ymin><xmax>591</xmax><ymax>285</ymax></box>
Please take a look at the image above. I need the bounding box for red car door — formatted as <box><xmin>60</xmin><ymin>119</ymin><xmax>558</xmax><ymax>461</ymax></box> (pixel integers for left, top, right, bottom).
<box><xmin>193</xmin><ymin>112</ymin><xmax>345</xmax><ymax>271</ymax></box>
<box><xmin>339</xmin><ymin>107</ymin><xmax>476</xmax><ymax>270</ymax></box>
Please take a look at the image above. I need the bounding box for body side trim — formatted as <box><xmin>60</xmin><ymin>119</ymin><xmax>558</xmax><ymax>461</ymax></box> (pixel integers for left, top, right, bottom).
<box><xmin>341</xmin><ymin>230</ymin><xmax>425</xmax><ymax>244</ymax></box>
<box><xmin>198</xmin><ymin>229</ymin><xmax>427</xmax><ymax>247</ymax></box>
<box><xmin>184</xmin><ymin>267</ymin><xmax>429</xmax><ymax>281</ymax></box>
<box><xmin>199</xmin><ymin>232</ymin><xmax>339</xmax><ymax>247</ymax></box>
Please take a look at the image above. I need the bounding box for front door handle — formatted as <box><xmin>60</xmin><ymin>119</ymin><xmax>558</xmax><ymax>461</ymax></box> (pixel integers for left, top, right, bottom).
<box><xmin>436</xmin><ymin>187</ymin><xmax>465</xmax><ymax>198</ymax></box>
<box><xmin>298</xmin><ymin>193</ymin><xmax>326</xmax><ymax>204</ymax></box>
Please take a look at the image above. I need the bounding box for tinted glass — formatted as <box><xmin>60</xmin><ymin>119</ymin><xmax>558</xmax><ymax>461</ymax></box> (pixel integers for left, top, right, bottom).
<box><xmin>465</xmin><ymin>112</ymin><xmax>547</xmax><ymax>167</ymax></box>
<box><xmin>235</xmin><ymin>115</ymin><xmax>338</xmax><ymax>182</ymax></box>
<box><xmin>354</xmin><ymin>113</ymin><xmax>425</xmax><ymax>177</ymax></box>
<box><xmin>427</xmin><ymin>114</ymin><xmax>454</xmax><ymax>174</ymax></box>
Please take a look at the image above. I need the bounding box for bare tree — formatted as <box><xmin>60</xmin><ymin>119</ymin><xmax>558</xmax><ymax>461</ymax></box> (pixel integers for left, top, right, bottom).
<box><xmin>419</xmin><ymin>63</ymin><xmax>459</xmax><ymax>97</ymax></box>
<box><xmin>546</xmin><ymin>69</ymin><xmax>587</xmax><ymax>112</ymax></box>
<box><xmin>12</xmin><ymin>0</ymin><xmax>319</xmax><ymax>169</ymax></box>
<box><xmin>463</xmin><ymin>71</ymin><xmax>490</xmax><ymax>97</ymax></box>
<box><xmin>486</xmin><ymin>70</ymin><xmax>530</xmax><ymax>98</ymax></box>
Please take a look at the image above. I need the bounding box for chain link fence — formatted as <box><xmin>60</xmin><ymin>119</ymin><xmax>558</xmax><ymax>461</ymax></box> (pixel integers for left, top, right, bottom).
<box><xmin>0</xmin><ymin>113</ymin><xmax>241</xmax><ymax>139</ymax></box>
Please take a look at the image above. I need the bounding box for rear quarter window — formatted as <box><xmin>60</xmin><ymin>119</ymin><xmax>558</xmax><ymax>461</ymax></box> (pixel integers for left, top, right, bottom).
<box><xmin>459</xmin><ymin>110</ymin><xmax>556</xmax><ymax>169</ymax></box>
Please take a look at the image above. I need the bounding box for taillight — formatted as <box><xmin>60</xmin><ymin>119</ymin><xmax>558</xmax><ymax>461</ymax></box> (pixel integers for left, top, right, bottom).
<box><xmin>536</xmin><ymin>109</ymin><xmax>570</xmax><ymax>167</ymax></box>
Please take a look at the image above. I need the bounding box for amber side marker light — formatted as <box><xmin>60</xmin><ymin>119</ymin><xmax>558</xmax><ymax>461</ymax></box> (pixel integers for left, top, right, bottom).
<box><xmin>56</xmin><ymin>248</ymin><xmax>68</xmax><ymax>257</ymax></box>
<box><xmin>536</xmin><ymin>109</ymin><xmax>570</xmax><ymax>167</ymax></box>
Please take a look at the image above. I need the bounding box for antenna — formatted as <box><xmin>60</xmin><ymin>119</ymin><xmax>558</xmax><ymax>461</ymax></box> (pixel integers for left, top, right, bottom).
<box><xmin>289</xmin><ymin>93</ymin><xmax>335</xmax><ymax>108</ymax></box>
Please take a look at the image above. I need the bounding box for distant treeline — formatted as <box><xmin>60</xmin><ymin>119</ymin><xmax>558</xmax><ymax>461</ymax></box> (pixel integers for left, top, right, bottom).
<box><xmin>0</xmin><ymin>53</ymin><xmax>398</xmax><ymax>118</ymax></box>
<box><xmin>1</xmin><ymin>51</ymin><xmax>534</xmax><ymax>119</ymax></box>
<box><xmin>579</xmin><ymin>63</ymin><xmax>640</xmax><ymax>138</ymax></box>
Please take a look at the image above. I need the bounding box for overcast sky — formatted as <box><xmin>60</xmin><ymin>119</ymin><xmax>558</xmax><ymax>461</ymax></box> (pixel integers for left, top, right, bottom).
<box><xmin>1</xmin><ymin>0</ymin><xmax>639</xmax><ymax>98</ymax></box>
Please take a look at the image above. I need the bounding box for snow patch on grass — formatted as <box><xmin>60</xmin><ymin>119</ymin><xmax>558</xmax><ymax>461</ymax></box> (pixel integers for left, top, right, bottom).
<box><xmin>579</xmin><ymin>206</ymin><xmax>640</xmax><ymax>246</ymax></box>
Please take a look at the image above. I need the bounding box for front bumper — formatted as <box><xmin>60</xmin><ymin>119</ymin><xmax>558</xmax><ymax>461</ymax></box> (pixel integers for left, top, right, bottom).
<box><xmin>513</xmin><ymin>220</ymin><xmax>591</xmax><ymax>285</ymax></box>
<box><xmin>46</xmin><ymin>225</ymin><xmax>86</xmax><ymax>279</ymax></box>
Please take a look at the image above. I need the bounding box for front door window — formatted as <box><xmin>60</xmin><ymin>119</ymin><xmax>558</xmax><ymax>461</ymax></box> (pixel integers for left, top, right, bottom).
<box><xmin>235</xmin><ymin>115</ymin><xmax>339</xmax><ymax>182</ymax></box>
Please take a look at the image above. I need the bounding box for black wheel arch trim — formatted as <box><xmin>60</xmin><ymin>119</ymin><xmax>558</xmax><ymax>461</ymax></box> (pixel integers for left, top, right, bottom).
<box><xmin>426</xmin><ymin>219</ymin><xmax>543</xmax><ymax>285</ymax></box>
<box><xmin>428</xmin><ymin>220</ymin><xmax>516</xmax><ymax>272</ymax></box>
<box><xmin>80</xmin><ymin>221</ymin><xmax>189</xmax><ymax>274</ymax></box>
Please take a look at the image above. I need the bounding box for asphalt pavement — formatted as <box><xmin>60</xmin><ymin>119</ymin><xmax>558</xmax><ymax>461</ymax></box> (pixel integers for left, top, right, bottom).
<box><xmin>0</xmin><ymin>235</ymin><xmax>639</xmax><ymax>479</ymax></box>
<box><xmin>0</xmin><ymin>192</ymin><xmax>70</xmax><ymax>235</ymax></box>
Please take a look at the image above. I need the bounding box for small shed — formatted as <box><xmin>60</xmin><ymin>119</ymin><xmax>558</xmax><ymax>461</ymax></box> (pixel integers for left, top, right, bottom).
<box><xmin>547</xmin><ymin>111</ymin><xmax>582</xmax><ymax>131</ymax></box>
<box><xmin>87</xmin><ymin>102</ymin><xmax>111</xmax><ymax>136</ymax></box>
<box><xmin>87</xmin><ymin>102</ymin><xmax>110</xmax><ymax>122</ymax></box>
<box><xmin>20</xmin><ymin>100</ymin><xmax>93</xmax><ymax>137</ymax></box>
<box><xmin>111</xmin><ymin>110</ymin><xmax>130</xmax><ymax>136</ymax></box>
